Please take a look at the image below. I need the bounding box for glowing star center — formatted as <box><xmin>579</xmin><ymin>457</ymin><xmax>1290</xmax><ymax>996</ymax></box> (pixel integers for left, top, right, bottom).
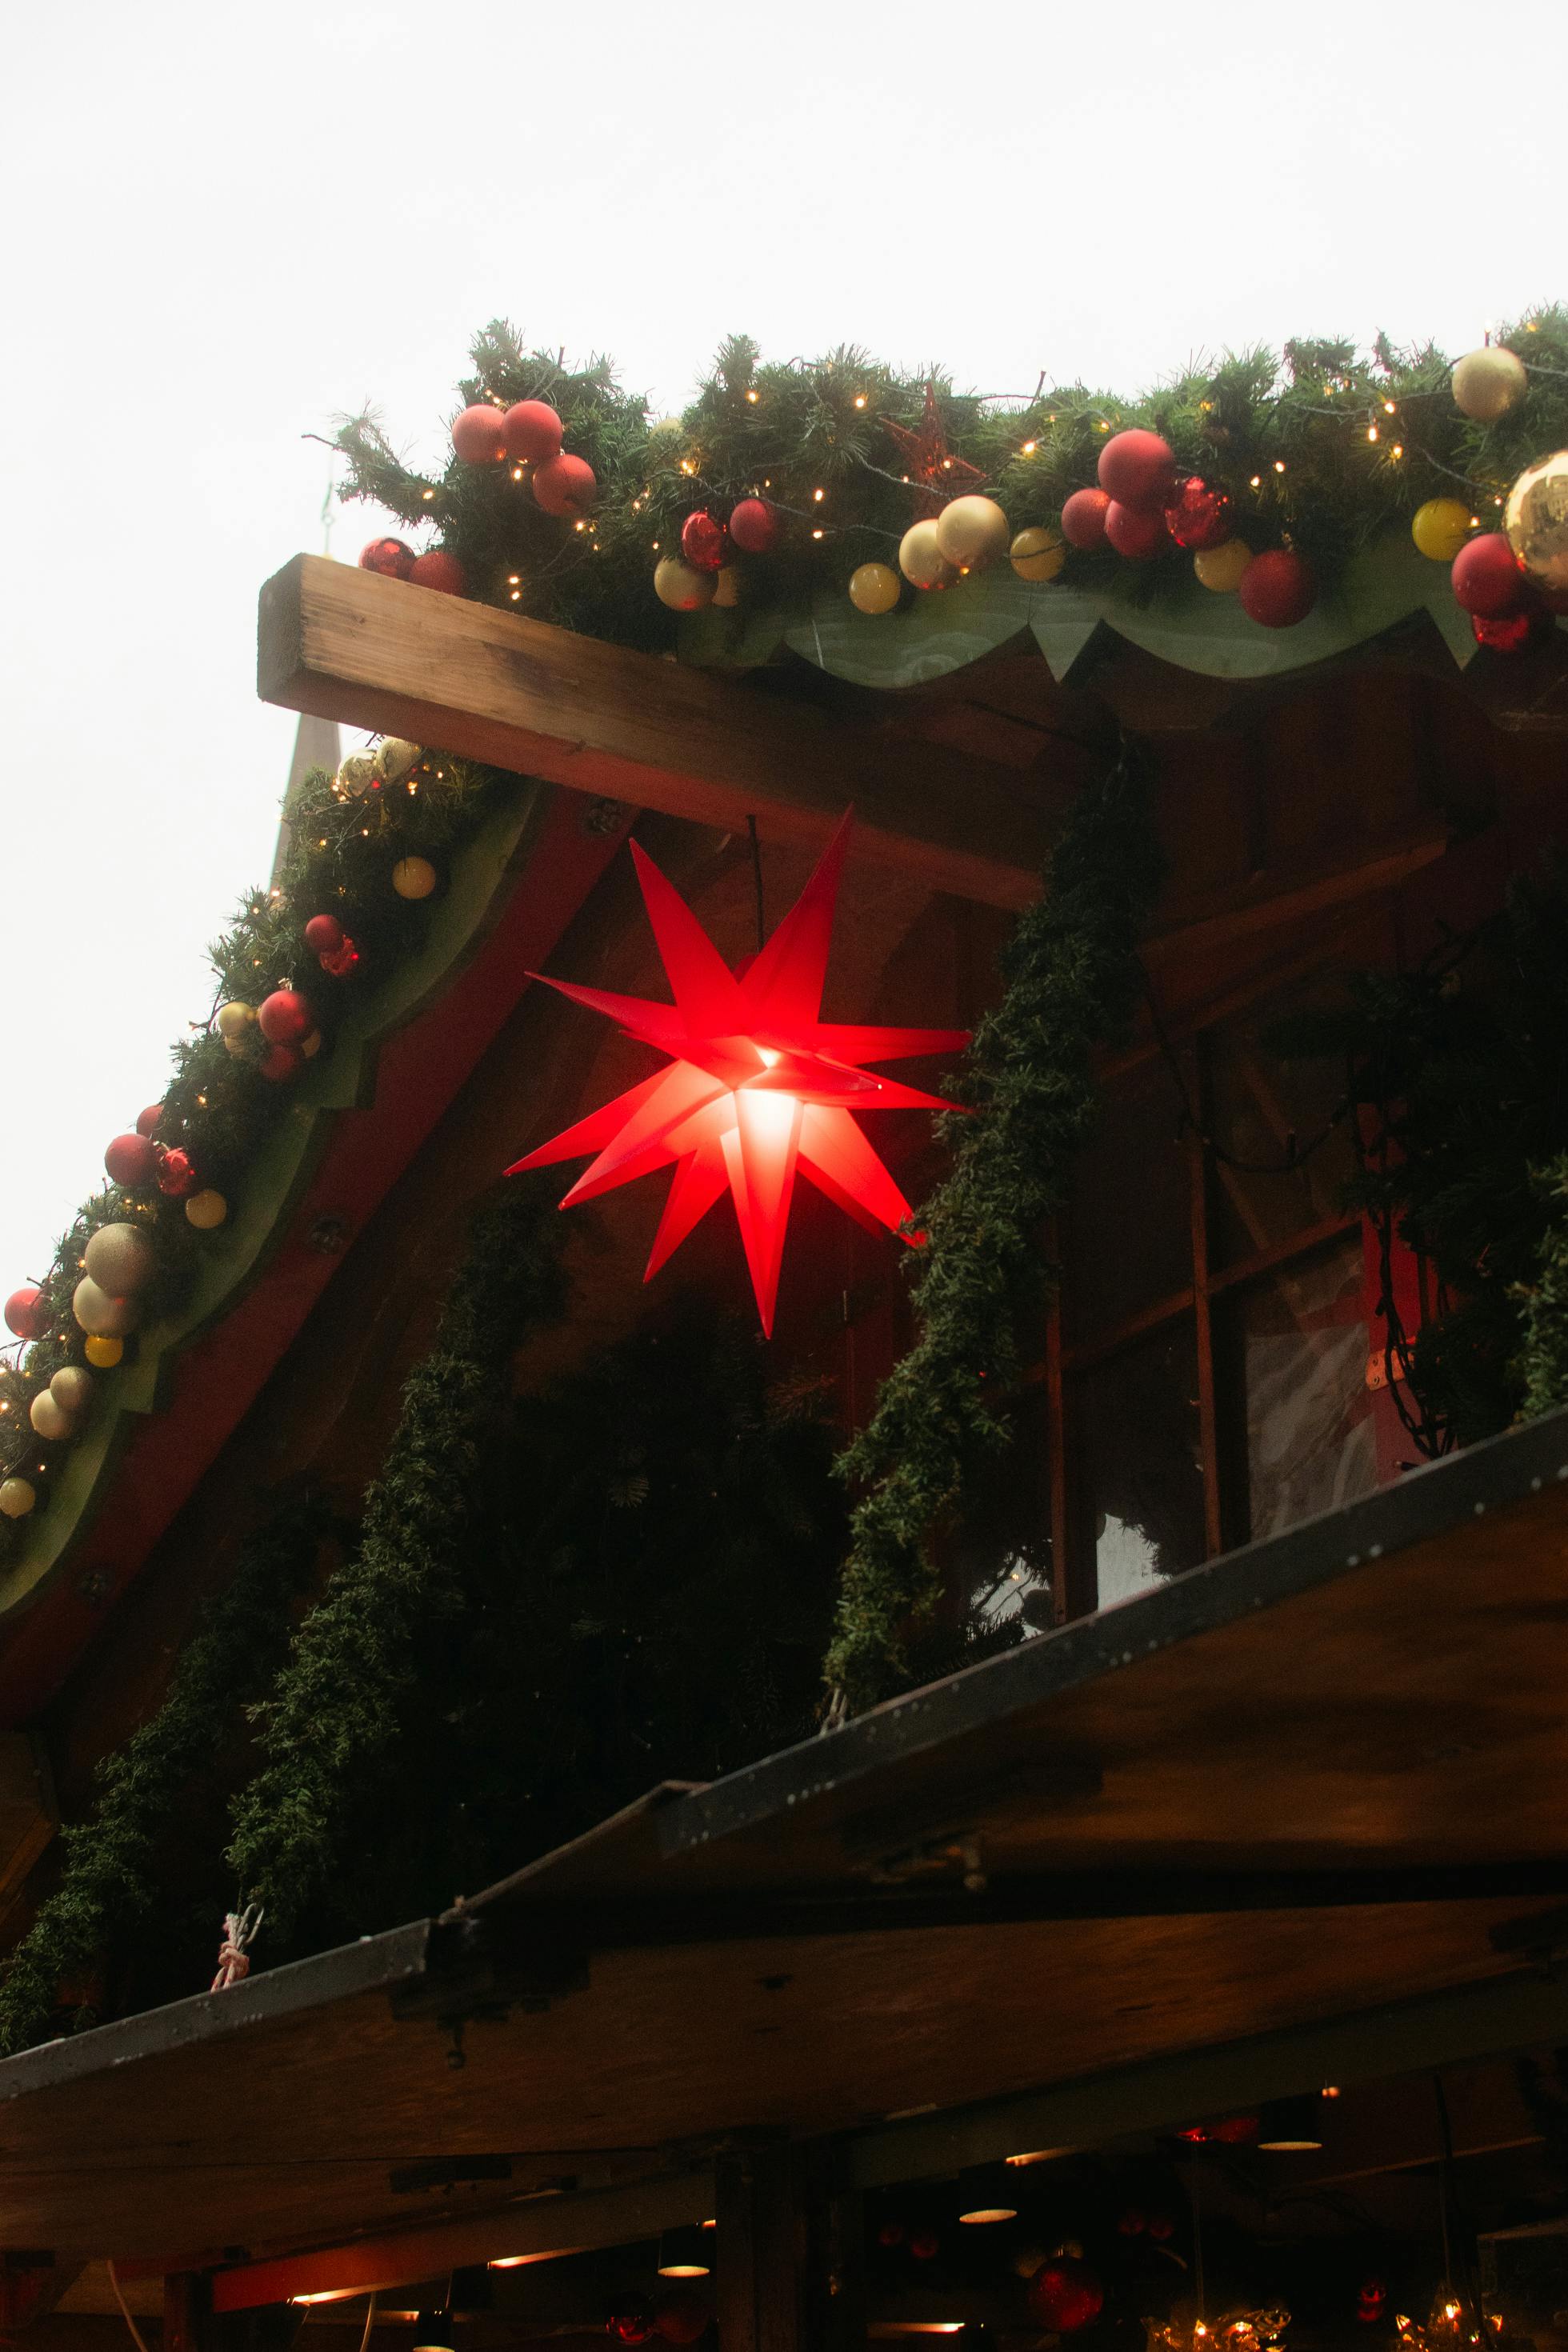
<box><xmin>506</xmin><ymin>814</ymin><xmax>969</xmax><ymax>1334</ymax></box>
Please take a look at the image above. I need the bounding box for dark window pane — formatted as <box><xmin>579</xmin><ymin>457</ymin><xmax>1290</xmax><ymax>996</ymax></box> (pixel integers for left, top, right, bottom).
<box><xmin>1206</xmin><ymin>982</ymin><xmax>1358</xmax><ymax>1270</ymax></box>
<box><xmin>955</xmin><ymin>1382</ymin><xmax>1054</xmax><ymax>1638</ymax></box>
<box><xmin>1074</xmin><ymin>1317</ymin><xmax>1206</xmax><ymax>1606</ymax></box>
<box><xmin>1065</xmin><ymin>1058</ymin><xmax>1190</xmax><ymax>1343</ymax></box>
<box><xmin>1217</xmin><ymin>1234</ymin><xmax>1378</xmax><ymax>1544</ymax></box>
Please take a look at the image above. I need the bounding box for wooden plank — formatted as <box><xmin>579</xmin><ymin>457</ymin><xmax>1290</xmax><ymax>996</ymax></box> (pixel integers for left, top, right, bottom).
<box><xmin>258</xmin><ymin>558</ymin><xmax>1074</xmax><ymax>910</ymax></box>
<box><xmin>1141</xmin><ymin>822</ymin><xmax>1449</xmax><ymax>968</ymax></box>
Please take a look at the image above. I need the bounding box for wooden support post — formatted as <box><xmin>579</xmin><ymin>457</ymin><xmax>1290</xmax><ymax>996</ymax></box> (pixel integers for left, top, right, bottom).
<box><xmin>715</xmin><ymin>2146</ymin><xmax>853</xmax><ymax>2352</ymax></box>
<box><xmin>163</xmin><ymin>2271</ymin><xmax>210</xmax><ymax>2352</ymax></box>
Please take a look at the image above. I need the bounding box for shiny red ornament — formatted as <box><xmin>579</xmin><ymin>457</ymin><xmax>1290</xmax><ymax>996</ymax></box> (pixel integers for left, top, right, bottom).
<box><xmin>105</xmin><ymin>1132</ymin><xmax>158</xmax><ymax>1190</ymax></box>
<box><xmin>1357</xmin><ymin>2280</ymin><xmax>1388</xmax><ymax>2326</ymax></box>
<box><xmin>1116</xmin><ymin>2209</ymin><xmax>1146</xmax><ymax>2238</ymax></box>
<box><xmin>258</xmin><ymin>1042</ymin><xmax>303</xmax><ymax>1082</ymax></box>
<box><xmin>502</xmin><ymin>399</ymin><xmax>563</xmax><ymax>464</ymax></box>
<box><xmin>880</xmin><ymin>382</ymin><xmax>986</xmax><ymax>517</ymax></box>
<box><xmin>606</xmin><ymin>2296</ymin><xmax>655</xmax><ymax>2345</ymax></box>
<box><xmin>4</xmin><ymin>1288</ymin><xmax>46</xmax><ymax>1342</ymax></box>
<box><xmin>1163</xmin><ymin>476</ymin><xmax>1232</xmax><ymax>550</ymax></box>
<box><xmin>1471</xmin><ymin>606</ymin><xmax>1541</xmax><ymax>653</ymax></box>
<box><xmin>652</xmin><ymin>2292</ymin><xmax>710</xmax><ymax>2346</ymax></box>
<box><xmin>533</xmin><ymin>453</ymin><xmax>596</xmax><ymax>516</ymax></box>
<box><xmin>304</xmin><ymin>915</ymin><xmax>345</xmax><ymax>956</ymax></box>
<box><xmin>909</xmin><ymin>2230</ymin><xmax>939</xmax><ymax>2262</ymax></box>
<box><xmin>878</xmin><ymin>2222</ymin><xmax>906</xmax><ymax>2247</ymax></box>
<box><xmin>510</xmin><ymin>814</ymin><xmax>969</xmax><ymax>1336</ymax></box>
<box><xmin>452</xmin><ymin>404</ymin><xmax>507</xmax><ymax>464</ymax></box>
<box><xmin>1146</xmin><ymin>2214</ymin><xmax>1174</xmax><ymax>2242</ymax></box>
<box><xmin>358</xmin><ymin>537</ymin><xmax>415</xmax><ymax>578</ymax></box>
<box><xmin>1060</xmin><ymin>487</ymin><xmax>1112</xmax><ymax>549</ymax></box>
<box><xmin>1451</xmin><ymin>531</ymin><xmax>1526</xmax><ymax>618</ymax></box>
<box><xmin>156</xmin><ymin>1146</ymin><xmax>197</xmax><ymax>1199</ymax></box>
<box><xmin>681</xmin><ymin>510</ymin><xmax>729</xmax><ymax>572</ymax></box>
<box><xmin>1105</xmin><ymin>500</ymin><xmax>1170</xmax><ymax>560</ymax></box>
<box><xmin>135</xmin><ymin>1102</ymin><xmax>165</xmax><ymax>1138</ymax></box>
<box><xmin>408</xmin><ymin>549</ymin><xmax>466</xmax><ymax>595</ymax></box>
<box><xmin>1238</xmin><ymin>548</ymin><xmax>1316</xmax><ymax>628</ymax></box>
<box><xmin>1098</xmin><ymin>428</ymin><xmax>1175</xmax><ymax>510</ymax></box>
<box><xmin>258</xmin><ymin>989</ymin><xmax>314</xmax><ymax>1045</ymax></box>
<box><xmin>729</xmin><ymin>498</ymin><xmax>780</xmax><ymax>554</ymax></box>
<box><xmin>1028</xmin><ymin>2258</ymin><xmax>1105</xmax><ymax>2334</ymax></box>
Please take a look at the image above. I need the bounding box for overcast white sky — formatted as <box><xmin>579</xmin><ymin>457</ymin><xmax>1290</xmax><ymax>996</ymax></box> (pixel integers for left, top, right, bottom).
<box><xmin>1</xmin><ymin>0</ymin><xmax>1561</xmax><ymax>1296</ymax></box>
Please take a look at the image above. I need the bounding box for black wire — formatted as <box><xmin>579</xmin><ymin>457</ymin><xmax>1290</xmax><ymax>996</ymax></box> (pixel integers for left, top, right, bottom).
<box><xmin>1140</xmin><ymin>965</ymin><xmax>1350</xmax><ymax>1177</ymax></box>
<box><xmin>746</xmin><ymin>814</ymin><xmax>766</xmax><ymax>951</ymax></box>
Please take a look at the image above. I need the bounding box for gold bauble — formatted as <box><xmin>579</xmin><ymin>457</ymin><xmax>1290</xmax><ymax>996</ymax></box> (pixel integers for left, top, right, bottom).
<box><xmin>30</xmin><ymin>1391</ymin><xmax>73</xmax><ymax>1441</ymax></box>
<box><xmin>653</xmin><ymin>557</ymin><xmax>716</xmax><ymax>612</ymax></box>
<box><xmin>84</xmin><ymin>1222</ymin><xmax>155</xmax><ymax>1297</ymax></box>
<box><xmin>374</xmin><ymin>736</ymin><xmax>422</xmax><ymax>787</ymax></box>
<box><xmin>216</xmin><ymin>1000</ymin><xmax>257</xmax><ymax>1039</ymax></box>
<box><xmin>934</xmin><ymin>494</ymin><xmax>1010</xmax><ymax>571</ymax></box>
<box><xmin>50</xmin><ymin>1366</ymin><xmax>94</xmax><ymax>1415</ymax></box>
<box><xmin>300</xmin><ymin>1030</ymin><xmax>323</xmax><ymax>1058</ymax></box>
<box><xmin>848</xmin><ymin>562</ymin><xmax>901</xmax><ymax>614</ymax></box>
<box><xmin>898</xmin><ymin>519</ymin><xmax>957</xmax><ymax>591</ymax></box>
<box><xmin>83</xmin><ymin>1334</ymin><xmax>124</xmax><ymax>1370</ymax></box>
<box><xmin>1194</xmin><ymin>538</ymin><xmax>1253</xmax><ymax>593</ymax></box>
<box><xmin>72</xmin><ymin>1277</ymin><xmax>138</xmax><ymax>1338</ymax></box>
<box><xmin>391</xmin><ymin>856</ymin><xmax>438</xmax><ymax>901</ymax></box>
<box><xmin>338</xmin><ymin>751</ymin><xmax>378</xmax><ymax>798</ymax></box>
<box><xmin>712</xmin><ymin>566</ymin><xmax>742</xmax><ymax>609</ymax></box>
<box><xmin>0</xmin><ymin>1478</ymin><xmax>36</xmax><ymax>1520</ymax></box>
<box><xmin>185</xmin><ymin>1189</ymin><xmax>229</xmax><ymax>1230</ymax></box>
<box><xmin>1411</xmin><ymin>498</ymin><xmax>1473</xmax><ymax>563</ymax></box>
<box><xmin>1010</xmin><ymin>526</ymin><xmax>1066</xmax><ymax>583</ymax></box>
<box><xmin>1504</xmin><ymin>449</ymin><xmax>1568</xmax><ymax>596</ymax></box>
<box><xmin>1450</xmin><ymin>345</ymin><xmax>1527</xmax><ymax>422</ymax></box>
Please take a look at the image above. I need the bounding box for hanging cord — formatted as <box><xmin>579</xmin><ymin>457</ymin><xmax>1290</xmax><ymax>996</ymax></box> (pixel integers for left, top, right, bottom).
<box><xmin>211</xmin><ymin>1902</ymin><xmax>263</xmax><ymax>1991</ymax></box>
<box><xmin>746</xmin><ymin>815</ymin><xmax>766</xmax><ymax>952</ymax></box>
<box><xmin>1140</xmin><ymin>965</ymin><xmax>1350</xmax><ymax>1178</ymax></box>
<box><xmin>106</xmin><ymin>2265</ymin><xmax>152</xmax><ymax>2352</ymax></box>
<box><xmin>358</xmin><ymin>2294</ymin><xmax>379</xmax><ymax>2352</ymax></box>
<box><xmin>1190</xmin><ymin>2155</ymin><xmax>1206</xmax><ymax>2320</ymax></box>
<box><xmin>1434</xmin><ymin>2074</ymin><xmax>1486</xmax><ymax>2324</ymax></box>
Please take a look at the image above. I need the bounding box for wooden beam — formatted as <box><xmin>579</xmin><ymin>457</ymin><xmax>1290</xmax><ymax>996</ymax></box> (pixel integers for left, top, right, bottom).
<box><xmin>258</xmin><ymin>556</ymin><xmax>1072</xmax><ymax>910</ymax></box>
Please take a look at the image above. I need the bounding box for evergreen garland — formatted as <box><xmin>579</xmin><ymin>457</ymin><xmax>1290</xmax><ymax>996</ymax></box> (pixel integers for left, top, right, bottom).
<box><xmin>823</xmin><ymin>746</ymin><xmax>1164</xmax><ymax>1714</ymax></box>
<box><xmin>0</xmin><ymin>1498</ymin><xmax>326</xmax><ymax>2057</ymax></box>
<box><xmin>1515</xmin><ymin>1158</ymin><xmax>1568</xmax><ymax>1422</ymax></box>
<box><xmin>224</xmin><ymin>1182</ymin><xmax>566</xmax><ymax>1937</ymax></box>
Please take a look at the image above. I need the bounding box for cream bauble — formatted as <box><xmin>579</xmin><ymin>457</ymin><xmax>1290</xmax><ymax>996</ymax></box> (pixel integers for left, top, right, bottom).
<box><xmin>374</xmin><ymin>737</ymin><xmax>422</xmax><ymax>787</ymax></box>
<box><xmin>934</xmin><ymin>494</ymin><xmax>1010</xmax><ymax>572</ymax></box>
<box><xmin>185</xmin><ymin>1190</ymin><xmax>229</xmax><ymax>1230</ymax></box>
<box><xmin>338</xmin><ymin>751</ymin><xmax>378</xmax><ymax>798</ymax></box>
<box><xmin>30</xmin><ymin>1392</ymin><xmax>73</xmax><ymax>1441</ymax></box>
<box><xmin>1010</xmin><ymin>526</ymin><xmax>1067</xmax><ymax>583</ymax></box>
<box><xmin>1504</xmin><ymin>449</ymin><xmax>1568</xmax><ymax>597</ymax></box>
<box><xmin>72</xmin><ymin>1277</ymin><xmax>138</xmax><ymax>1338</ymax></box>
<box><xmin>712</xmin><ymin>566</ymin><xmax>742</xmax><ymax>609</ymax></box>
<box><xmin>654</xmin><ymin>557</ymin><xmax>716</xmax><ymax>612</ymax></box>
<box><xmin>301</xmin><ymin>1030</ymin><xmax>323</xmax><ymax>1058</ymax></box>
<box><xmin>1451</xmin><ymin>346</ymin><xmax>1528</xmax><ymax>422</ymax></box>
<box><xmin>1193</xmin><ymin>538</ymin><xmax>1254</xmax><ymax>593</ymax></box>
<box><xmin>898</xmin><ymin>520</ymin><xmax>958</xmax><ymax>591</ymax></box>
<box><xmin>84</xmin><ymin>1222</ymin><xmax>155</xmax><ymax>1297</ymax></box>
<box><xmin>391</xmin><ymin>857</ymin><xmax>438</xmax><ymax>902</ymax></box>
<box><xmin>216</xmin><ymin>1001</ymin><xmax>257</xmax><ymax>1040</ymax></box>
<box><xmin>50</xmin><ymin>1366</ymin><xmax>94</xmax><ymax>1416</ymax></box>
<box><xmin>0</xmin><ymin>1478</ymin><xmax>36</xmax><ymax>1520</ymax></box>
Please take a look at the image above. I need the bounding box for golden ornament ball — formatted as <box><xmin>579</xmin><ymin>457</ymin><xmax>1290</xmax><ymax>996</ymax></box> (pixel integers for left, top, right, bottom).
<box><xmin>216</xmin><ymin>1000</ymin><xmax>257</xmax><ymax>1039</ymax></box>
<box><xmin>1450</xmin><ymin>346</ymin><xmax>1528</xmax><ymax>422</ymax></box>
<box><xmin>712</xmin><ymin>566</ymin><xmax>742</xmax><ymax>610</ymax></box>
<box><xmin>1504</xmin><ymin>449</ymin><xmax>1568</xmax><ymax>596</ymax></box>
<box><xmin>50</xmin><ymin>1366</ymin><xmax>94</xmax><ymax>1416</ymax></box>
<box><xmin>391</xmin><ymin>856</ymin><xmax>438</xmax><ymax>901</ymax></box>
<box><xmin>1194</xmin><ymin>538</ymin><xmax>1254</xmax><ymax>594</ymax></box>
<box><xmin>653</xmin><ymin>557</ymin><xmax>716</xmax><ymax>612</ymax></box>
<box><xmin>934</xmin><ymin>494</ymin><xmax>1010</xmax><ymax>571</ymax></box>
<box><xmin>848</xmin><ymin>562</ymin><xmax>901</xmax><ymax>615</ymax></box>
<box><xmin>1010</xmin><ymin>526</ymin><xmax>1066</xmax><ymax>583</ymax></box>
<box><xmin>84</xmin><ymin>1334</ymin><xmax>124</xmax><ymax>1370</ymax></box>
<box><xmin>337</xmin><ymin>750</ymin><xmax>378</xmax><ymax>798</ymax></box>
<box><xmin>185</xmin><ymin>1189</ymin><xmax>229</xmax><ymax>1230</ymax></box>
<box><xmin>0</xmin><ymin>1478</ymin><xmax>36</xmax><ymax>1520</ymax></box>
<box><xmin>301</xmin><ymin>1029</ymin><xmax>323</xmax><ymax>1058</ymax></box>
<box><xmin>1411</xmin><ymin>498</ymin><xmax>1474</xmax><ymax>563</ymax></box>
<box><xmin>73</xmin><ymin>1277</ymin><xmax>137</xmax><ymax>1338</ymax></box>
<box><xmin>898</xmin><ymin>519</ymin><xmax>957</xmax><ymax>591</ymax></box>
<box><xmin>374</xmin><ymin>736</ymin><xmax>422</xmax><ymax>787</ymax></box>
<box><xmin>84</xmin><ymin>1221</ymin><xmax>155</xmax><ymax>1296</ymax></box>
<box><xmin>30</xmin><ymin>1391</ymin><xmax>73</xmax><ymax>1441</ymax></box>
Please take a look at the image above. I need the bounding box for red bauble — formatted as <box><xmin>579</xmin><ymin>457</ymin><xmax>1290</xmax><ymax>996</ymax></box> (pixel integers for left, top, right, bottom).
<box><xmin>532</xmin><ymin>453</ymin><xmax>597</xmax><ymax>517</ymax></box>
<box><xmin>258</xmin><ymin>989</ymin><xmax>314</xmax><ymax>1045</ymax></box>
<box><xmin>681</xmin><ymin>510</ymin><xmax>728</xmax><ymax>572</ymax></box>
<box><xmin>304</xmin><ymin>914</ymin><xmax>345</xmax><ymax>955</ymax></box>
<box><xmin>135</xmin><ymin>1102</ymin><xmax>165</xmax><ymax>1138</ymax></box>
<box><xmin>1450</xmin><ymin>531</ymin><xmax>1526</xmax><ymax>618</ymax></box>
<box><xmin>909</xmin><ymin>2230</ymin><xmax>939</xmax><ymax>2262</ymax></box>
<box><xmin>1146</xmin><ymin>2214</ymin><xmax>1174</xmax><ymax>2242</ymax></box>
<box><xmin>652</xmin><ymin>2292</ymin><xmax>710</xmax><ymax>2346</ymax></box>
<box><xmin>1164</xmin><ymin>476</ymin><xmax>1232</xmax><ymax>551</ymax></box>
<box><xmin>502</xmin><ymin>399</ymin><xmax>564</xmax><ymax>464</ymax></box>
<box><xmin>1238</xmin><ymin>549</ymin><xmax>1316</xmax><ymax>629</ymax></box>
<box><xmin>358</xmin><ymin>538</ymin><xmax>415</xmax><ymax>579</ymax></box>
<box><xmin>258</xmin><ymin>1042</ymin><xmax>302</xmax><ymax>1082</ymax></box>
<box><xmin>606</xmin><ymin>2296</ymin><xmax>655</xmax><ymax>2345</ymax></box>
<box><xmin>728</xmin><ymin>498</ymin><xmax>781</xmax><ymax>555</ymax></box>
<box><xmin>1471</xmin><ymin>607</ymin><xmax>1541</xmax><ymax>653</ymax></box>
<box><xmin>1105</xmin><ymin>500</ymin><xmax>1170</xmax><ymax>560</ymax></box>
<box><xmin>452</xmin><ymin>404</ymin><xmax>507</xmax><ymax>464</ymax></box>
<box><xmin>4</xmin><ymin>1287</ymin><xmax>46</xmax><ymax>1342</ymax></box>
<box><xmin>1116</xmin><ymin>2209</ymin><xmax>1146</xmax><ymax>2238</ymax></box>
<box><xmin>408</xmin><ymin>549</ymin><xmax>467</xmax><ymax>595</ymax></box>
<box><xmin>1060</xmin><ymin>487</ymin><xmax>1112</xmax><ymax>550</ymax></box>
<box><xmin>105</xmin><ymin>1132</ymin><xmax>158</xmax><ymax>1190</ymax></box>
<box><xmin>1028</xmin><ymin>2258</ymin><xmax>1105</xmax><ymax>2334</ymax></box>
<box><xmin>1358</xmin><ymin>2280</ymin><xmax>1388</xmax><ymax>2326</ymax></box>
<box><xmin>1098</xmin><ymin>428</ymin><xmax>1175</xmax><ymax>511</ymax></box>
<box><xmin>319</xmin><ymin>937</ymin><xmax>358</xmax><ymax>977</ymax></box>
<box><xmin>156</xmin><ymin>1147</ymin><xmax>197</xmax><ymax>1199</ymax></box>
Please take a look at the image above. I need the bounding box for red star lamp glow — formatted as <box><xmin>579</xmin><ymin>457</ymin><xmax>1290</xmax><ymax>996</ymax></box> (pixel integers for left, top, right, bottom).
<box><xmin>507</xmin><ymin>815</ymin><xmax>969</xmax><ymax>1334</ymax></box>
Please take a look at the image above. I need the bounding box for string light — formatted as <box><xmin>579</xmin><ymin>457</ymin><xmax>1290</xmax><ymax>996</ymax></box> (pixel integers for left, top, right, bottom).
<box><xmin>1367</xmin><ymin>425</ymin><xmax>1379</xmax><ymax>442</ymax></box>
<box><xmin>853</xmin><ymin>394</ymin><xmax>867</xmax><ymax>409</ymax></box>
<box><xmin>1250</xmin><ymin>476</ymin><xmax>1262</xmax><ymax>488</ymax></box>
<box><xmin>421</xmin><ymin>487</ymin><xmax>435</xmax><ymax>501</ymax></box>
<box><xmin>1021</xmin><ymin>439</ymin><xmax>1038</xmax><ymax>456</ymax></box>
<box><xmin>812</xmin><ymin>486</ymin><xmax>826</xmax><ymax>502</ymax></box>
<box><xmin>1274</xmin><ymin>460</ymin><xmax>1286</xmax><ymax>474</ymax></box>
<box><xmin>1384</xmin><ymin>400</ymin><xmax>1398</xmax><ymax>414</ymax></box>
<box><xmin>811</xmin><ymin>527</ymin><xmax>824</xmax><ymax>539</ymax></box>
<box><xmin>1391</xmin><ymin>443</ymin><xmax>1404</xmax><ymax>460</ymax></box>
<box><xmin>746</xmin><ymin>388</ymin><xmax>759</xmax><ymax>403</ymax></box>
<box><xmin>511</xmin><ymin>465</ymin><xmax>525</xmax><ymax>482</ymax></box>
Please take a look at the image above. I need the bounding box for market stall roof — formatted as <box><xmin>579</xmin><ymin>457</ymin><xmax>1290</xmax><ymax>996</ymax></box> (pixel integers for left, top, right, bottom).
<box><xmin>1</xmin><ymin>1408</ymin><xmax>1566</xmax><ymax>2274</ymax></box>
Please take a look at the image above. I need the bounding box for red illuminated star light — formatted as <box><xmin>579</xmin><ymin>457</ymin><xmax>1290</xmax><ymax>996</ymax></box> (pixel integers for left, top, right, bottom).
<box><xmin>508</xmin><ymin>815</ymin><xmax>969</xmax><ymax>1334</ymax></box>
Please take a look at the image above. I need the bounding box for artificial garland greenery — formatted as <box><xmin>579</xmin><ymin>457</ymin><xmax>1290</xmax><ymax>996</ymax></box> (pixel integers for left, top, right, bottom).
<box><xmin>0</xmin><ymin>1498</ymin><xmax>326</xmax><ymax>2056</ymax></box>
<box><xmin>334</xmin><ymin>310</ymin><xmax>1568</xmax><ymax>650</ymax></box>
<box><xmin>823</xmin><ymin>745</ymin><xmax>1163</xmax><ymax>1714</ymax></box>
<box><xmin>1518</xmin><ymin>1158</ymin><xmax>1568</xmax><ymax>1421</ymax></box>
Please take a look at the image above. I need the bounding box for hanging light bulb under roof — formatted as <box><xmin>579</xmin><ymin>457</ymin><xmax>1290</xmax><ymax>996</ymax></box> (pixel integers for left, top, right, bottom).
<box><xmin>956</xmin><ymin>2162</ymin><xmax>1019</xmax><ymax>2225</ymax></box>
<box><xmin>658</xmin><ymin>2226</ymin><xmax>712</xmax><ymax>2278</ymax></box>
<box><xmin>412</xmin><ymin>2315</ymin><xmax>455</xmax><ymax>2352</ymax></box>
